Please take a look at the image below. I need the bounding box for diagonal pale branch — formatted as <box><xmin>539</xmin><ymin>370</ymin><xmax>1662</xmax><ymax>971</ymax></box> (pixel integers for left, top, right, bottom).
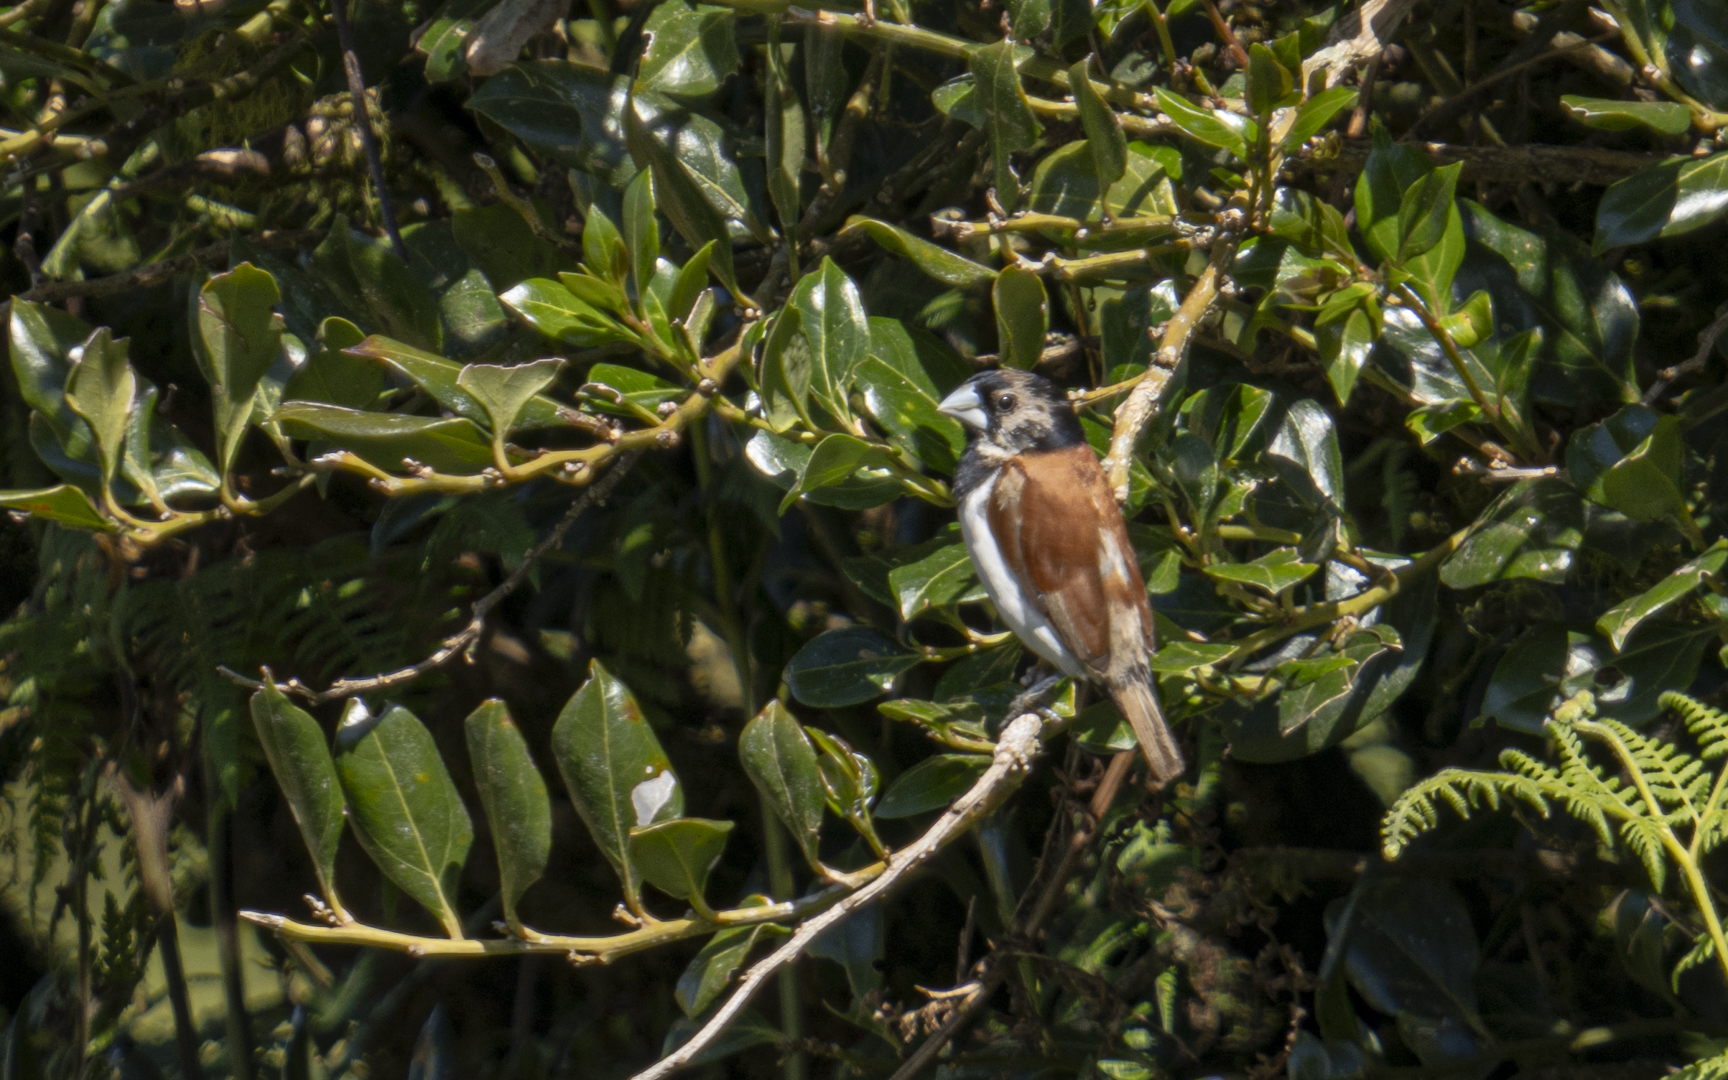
<box><xmin>628</xmin><ymin>713</ymin><xmax>1048</xmax><ymax>1080</ymax></box>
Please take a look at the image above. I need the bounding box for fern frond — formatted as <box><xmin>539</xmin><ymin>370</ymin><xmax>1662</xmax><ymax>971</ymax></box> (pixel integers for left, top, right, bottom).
<box><xmin>1381</xmin><ymin>768</ymin><xmax>1549</xmax><ymax>859</ymax></box>
<box><xmin>1619</xmin><ymin>817</ymin><xmax>1672</xmax><ymax>892</ymax></box>
<box><xmin>1597</xmin><ymin>717</ymin><xmax>1709</xmax><ymax>822</ymax></box>
<box><xmin>1666</xmin><ymin>691</ymin><xmax>1728</xmax><ymax>761</ymax></box>
<box><xmin>1673</xmin><ymin>936</ymin><xmax>1718</xmax><ymax>994</ymax></box>
<box><xmin>1673</xmin><ymin>1048</ymin><xmax>1728</xmax><ymax>1080</ymax></box>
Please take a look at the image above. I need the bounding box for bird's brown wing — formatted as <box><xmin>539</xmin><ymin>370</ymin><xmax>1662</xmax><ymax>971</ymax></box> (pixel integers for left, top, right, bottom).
<box><xmin>985</xmin><ymin>444</ymin><xmax>1154</xmax><ymax>679</ymax></box>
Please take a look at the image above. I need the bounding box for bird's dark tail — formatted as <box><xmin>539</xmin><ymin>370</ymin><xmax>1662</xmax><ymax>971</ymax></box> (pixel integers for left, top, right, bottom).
<box><xmin>1109</xmin><ymin>676</ymin><xmax>1185</xmax><ymax>782</ymax></box>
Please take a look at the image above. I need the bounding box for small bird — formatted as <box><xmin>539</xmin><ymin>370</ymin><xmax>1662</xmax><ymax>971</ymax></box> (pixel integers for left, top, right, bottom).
<box><xmin>938</xmin><ymin>369</ymin><xmax>1185</xmax><ymax>782</ymax></box>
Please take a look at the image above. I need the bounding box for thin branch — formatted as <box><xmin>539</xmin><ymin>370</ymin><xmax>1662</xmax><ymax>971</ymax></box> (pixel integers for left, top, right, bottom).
<box><xmin>1290</xmin><ymin>139</ymin><xmax>1663</xmax><ymax>187</ymax></box>
<box><xmin>1406</xmin><ymin>30</ymin><xmax>1618</xmax><ymax>139</ymax></box>
<box><xmin>328</xmin><ymin>0</ymin><xmax>406</xmax><ymax>260</ymax></box>
<box><xmin>222</xmin><ymin>450</ymin><xmax>642</xmax><ymax>704</ymax></box>
<box><xmin>628</xmin><ymin>713</ymin><xmax>1048</xmax><ymax>1080</ymax></box>
<box><xmin>7</xmin><ymin>229</ymin><xmax>321</xmax><ymax>305</ymax></box>
<box><xmin>1101</xmin><ymin>217</ymin><xmax>1240</xmax><ymax>504</ymax></box>
<box><xmin>1642</xmin><ymin>308</ymin><xmax>1728</xmax><ymax>404</ymax></box>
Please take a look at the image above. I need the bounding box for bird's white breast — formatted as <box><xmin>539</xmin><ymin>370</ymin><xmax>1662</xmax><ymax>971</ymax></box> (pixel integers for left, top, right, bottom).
<box><xmin>958</xmin><ymin>472</ymin><xmax>1086</xmax><ymax>679</ymax></box>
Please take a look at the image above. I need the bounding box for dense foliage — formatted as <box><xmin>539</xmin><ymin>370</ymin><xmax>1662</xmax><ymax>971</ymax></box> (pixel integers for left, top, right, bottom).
<box><xmin>6</xmin><ymin>0</ymin><xmax>1728</xmax><ymax>1076</ymax></box>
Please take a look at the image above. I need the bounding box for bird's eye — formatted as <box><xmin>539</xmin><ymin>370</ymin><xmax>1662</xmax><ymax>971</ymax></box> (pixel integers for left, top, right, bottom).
<box><xmin>994</xmin><ymin>392</ymin><xmax>1017</xmax><ymax>413</ymax></box>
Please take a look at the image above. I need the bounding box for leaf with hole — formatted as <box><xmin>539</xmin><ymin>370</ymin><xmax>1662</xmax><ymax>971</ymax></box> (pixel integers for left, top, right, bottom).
<box><xmin>627</xmin><ymin>818</ymin><xmax>733</xmax><ymax>915</ymax></box>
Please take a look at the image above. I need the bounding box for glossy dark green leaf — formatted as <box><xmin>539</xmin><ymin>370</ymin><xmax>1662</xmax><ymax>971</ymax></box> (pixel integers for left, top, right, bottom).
<box><xmin>550</xmin><ymin>660</ymin><xmax>682</xmax><ymax>909</ymax></box>
<box><xmin>887</xmin><ymin>541</ymin><xmax>984</xmax><ymax>619</ymax></box>
<box><xmin>456</xmin><ymin>358</ymin><xmax>566</xmax><ymax>440</ymax></box>
<box><xmin>993</xmin><ymin>266</ymin><xmax>1048</xmax><ymax>370</ymax></box>
<box><xmin>675</xmin><ymin>904</ymin><xmax>785</xmax><ymax>1017</ymax></box>
<box><xmin>345</xmin><ymin>336</ymin><xmax>569</xmax><ymax>431</ymax></box>
<box><xmin>624</xmin><ymin>100</ymin><xmax>741</xmax><ymax>296</ymax></box>
<box><xmin>856</xmin><ymin>357</ymin><xmax>965</xmax><ymax>474</ymax></box>
<box><xmin>464</xmin><ymin>699</ymin><xmax>551</xmax><ymax>929</ymax></box>
<box><xmin>1481</xmin><ymin>625</ymin><xmax>1592</xmax><ymax>733</ymax></box>
<box><xmin>738</xmin><ymin>701</ymin><xmax>826</xmax><ymax>872</ymax></box>
<box><xmin>466</xmin><ymin>62</ymin><xmax>635</xmax><ymax>186</ymax></box>
<box><xmin>1604</xmin><ymin>622</ymin><xmax>1714</xmax><ymax>725</ymax></box>
<box><xmin>249</xmin><ymin>683</ymin><xmax>347</xmax><ymax>920</ymax></box>
<box><xmin>1153</xmin><ymin>86</ymin><xmax>1248</xmax><ymax>158</ymax></box>
<box><xmin>1560</xmin><ymin>94</ymin><xmax>1691</xmax><ymax>135</ymax></box>
<box><xmin>971</xmin><ymin>40</ymin><xmax>1041</xmax><ymax>205</ymax></box>
<box><xmin>8</xmin><ymin>299</ymin><xmax>93</xmax><ymax>434</ymax></box>
<box><xmin>275</xmin><ymin>402</ymin><xmax>495</xmax><ymax>475</ymax></box>
<box><xmin>451</xmin><ymin>202</ymin><xmax>565</xmax><ymax>291</ymax></box>
<box><xmin>64</xmin><ymin>328</ymin><xmax>134</xmax><ymax>485</ymax></box>
<box><xmin>627</xmin><ymin>818</ymin><xmax>733</xmax><ymax>913</ymax></box>
<box><xmin>636</xmin><ymin>0</ymin><xmax>739</xmax><ymax>97</ymax></box>
<box><xmin>416</xmin><ymin>0</ymin><xmax>498</xmax><ymax>80</ymax></box>
<box><xmin>1440</xmin><ymin>479</ymin><xmax>1585</xmax><ymax>588</ymax></box>
<box><xmin>1004</xmin><ymin>0</ymin><xmax>1049</xmax><ymax>37</ymax></box>
<box><xmin>1326</xmin><ymin>880</ymin><xmax>1484</xmax><ymax>1045</ymax></box>
<box><xmin>804</xmin><ymin>726</ymin><xmax>882</xmax><ymax>852</ymax></box>
<box><xmin>1458</xmin><ymin>201</ymin><xmax>1638</xmax><ymax>407</ymax></box>
<box><xmin>788</xmin><ymin>258</ymin><xmax>869</xmax><ymax>420</ymax></box>
<box><xmin>1070</xmin><ymin>61</ymin><xmax>1126</xmax><ymax>187</ymax></box>
<box><xmin>500</xmin><ymin>277</ymin><xmax>636</xmax><ymax>348</ymax></box>
<box><xmin>841</xmin><ymin>217</ymin><xmax>997</xmax><ymax>288</ymax></box>
<box><xmin>1594</xmin><ymin>153</ymin><xmax>1728</xmax><ymax>252</ymax></box>
<box><xmin>1318</xmin><ymin>305</ymin><xmax>1375</xmax><ymax>405</ymax></box>
<box><xmin>284</xmin><ymin>317</ymin><xmax>378</xmax><ymax>409</ymax></box>
<box><xmin>1395</xmin><ymin>162</ymin><xmax>1462</xmax><ymax>265</ymax></box>
<box><xmin>0</xmin><ymin>485</ymin><xmax>113</xmax><ymax>531</ymax></box>
<box><xmin>312</xmin><ymin>220</ymin><xmax>443</xmax><ymax>352</ymax></box>
<box><xmin>1283</xmin><ymin>86</ymin><xmax>1357</xmax><ymax>149</ymax></box>
<box><xmin>875</xmin><ymin>754</ymin><xmax>990</xmax><ymax>818</ymax></box>
<box><xmin>1354</xmin><ymin>123</ymin><xmax>1432</xmax><ymax>263</ymax></box>
<box><xmin>1026</xmin><ymin>139</ymin><xmax>1181</xmax><ymax>224</ymax></box>
<box><xmin>198</xmin><ymin>263</ymin><xmax>285</xmax><ymax>472</ymax></box>
<box><xmin>1267</xmin><ymin>398</ymin><xmax>1344</xmax><ymax>504</ymax></box>
<box><xmin>785</xmin><ymin>626</ymin><xmax>920</xmax><ymax>707</ymax></box>
<box><xmin>334</xmin><ymin>702</ymin><xmax>473</xmax><ymax>937</ymax></box>
<box><xmin>1204</xmin><ymin>548</ymin><xmax>1317</xmax><ymax>594</ymax></box>
<box><xmin>1598</xmin><ymin>541</ymin><xmax>1728</xmax><ymax>650</ymax></box>
<box><xmin>778</xmin><ymin>432</ymin><xmax>897</xmax><ymax>513</ymax></box>
<box><xmin>762</xmin><ymin>32</ymin><xmax>803</xmax><ymax>231</ymax></box>
<box><xmin>1565</xmin><ymin>404</ymin><xmax>1685</xmax><ymax>521</ymax></box>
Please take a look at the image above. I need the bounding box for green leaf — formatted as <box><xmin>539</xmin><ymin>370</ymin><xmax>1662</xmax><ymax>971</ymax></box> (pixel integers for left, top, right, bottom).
<box><xmin>785</xmin><ymin>626</ymin><xmax>920</xmax><ymax>707</ymax></box>
<box><xmin>1070</xmin><ymin>62</ymin><xmax>1127</xmax><ymax>188</ymax></box>
<box><xmin>249</xmin><ymin>683</ymin><xmax>347</xmax><ymax>921</ymax></box>
<box><xmin>1150</xmin><ymin>640</ymin><xmax>1236</xmax><ymax>673</ymax></box>
<box><xmin>198</xmin><ymin>263</ymin><xmax>286</xmax><ymax>474</ymax></box>
<box><xmin>875</xmin><ymin>754</ymin><xmax>990</xmax><ymax>818</ymax></box>
<box><xmin>855</xmin><ymin>356</ymin><xmax>966</xmax><ymax>474</ymax></box>
<box><xmin>1395</xmin><ymin>162</ymin><xmax>1463</xmax><ymax>264</ymax></box>
<box><xmin>8</xmin><ymin>298</ymin><xmax>93</xmax><ymax>434</ymax></box>
<box><xmin>1267</xmin><ymin>398</ymin><xmax>1344</xmax><ymax>504</ymax></box>
<box><xmin>1318</xmin><ymin>304</ymin><xmax>1375</xmax><ymax>405</ymax></box>
<box><xmin>627</xmin><ymin>818</ymin><xmax>733</xmax><ymax>913</ymax></box>
<box><xmin>416</xmin><ymin>0</ymin><xmax>497</xmax><ymax>80</ymax></box>
<box><xmin>764</xmin><ymin>33</ymin><xmax>804</xmax><ymax>231</ymax></box>
<box><xmin>584</xmin><ymin>362</ymin><xmax>683</xmax><ymax>416</ymax></box>
<box><xmin>284</xmin><ymin>317</ymin><xmax>378</xmax><ymax>409</ymax></box>
<box><xmin>456</xmin><ymin>358</ymin><xmax>566</xmax><ymax>440</ymax></box>
<box><xmin>1404</xmin><ymin>399</ymin><xmax>1481</xmax><ymax>444</ymax></box>
<box><xmin>778</xmin><ymin>433</ymin><xmax>897</xmax><ymax>513</ymax></box>
<box><xmin>804</xmin><ymin>727</ymin><xmax>882</xmax><ymax>852</ymax></box>
<box><xmin>1327</xmin><ymin>880</ymin><xmax>1485</xmax><ymax>1041</ymax></box>
<box><xmin>312</xmin><ymin>219</ymin><xmax>443</xmax><ymax>351</ymax></box>
<box><xmin>464</xmin><ymin>699</ymin><xmax>551</xmax><ymax>930</ymax></box>
<box><xmin>788</xmin><ymin>258</ymin><xmax>869</xmax><ymax>420</ymax></box>
<box><xmin>624</xmin><ymin>100</ymin><xmax>742</xmax><ymax>296</ymax></box>
<box><xmin>1153</xmin><ymin>86</ymin><xmax>1248</xmax><ymax>158</ymax></box>
<box><xmin>624</xmin><ymin>168</ymin><xmax>660</xmax><ymax>294</ymax></box>
<box><xmin>739</xmin><ymin>701</ymin><xmax>826</xmax><ymax>873</ymax></box>
<box><xmin>1354</xmin><ymin>123</ymin><xmax>1433</xmax><ymax>264</ymax></box>
<box><xmin>1440</xmin><ymin>478</ymin><xmax>1586</xmax><ymax>588</ymax></box>
<box><xmin>993</xmin><ymin>265</ymin><xmax>1048</xmax><ymax>370</ymax></box>
<box><xmin>0</xmin><ymin>485</ymin><xmax>112</xmax><ymax>531</ymax></box>
<box><xmin>345</xmin><ymin>336</ymin><xmax>570</xmax><ymax>430</ymax></box>
<box><xmin>334</xmin><ymin>702</ymin><xmax>473</xmax><ymax>937</ymax></box>
<box><xmin>1458</xmin><ymin>201</ymin><xmax>1639</xmax><ymax>407</ymax></box>
<box><xmin>1566</xmin><ymin>404</ymin><xmax>1685</xmax><ymax>521</ymax></box>
<box><xmin>1440</xmin><ymin>289</ymin><xmax>1492</xmax><ymax>350</ymax></box>
<box><xmin>1027</xmin><ymin>140</ymin><xmax>1181</xmax><ymax>225</ymax></box>
<box><xmin>550</xmin><ymin>660</ymin><xmax>682</xmax><ymax>910</ymax></box>
<box><xmin>1246</xmin><ymin>42</ymin><xmax>1293</xmax><ymax>115</ymax></box>
<box><xmin>675</xmin><ymin>913</ymin><xmax>785</xmax><ymax>1017</ymax></box>
<box><xmin>1276</xmin><ymin>626</ymin><xmax>1400</xmax><ymax>737</ymax></box>
<box><xmin>971</xmin><ymin>40</ymin><xmax>1042</xmax><ymax>206</ymax></box>
<box><xmin>465</xmin><ymin>63</ymin><xmax>635</xmax><ymax>186</ymax></box>
<box><xmin>1560</xmin><ymin>95</ymin><xmax>1691</xmax><ymax>135</ymax></box>
<box><xmin>1283</xmin><ymin>86</ymin><xmax>1357</xmax><ymax>149</ymax></box>
<box><xmin>64</xmin><ymin>328</ymin><xmax>135</xmax><ymax>485</ymax></box>
<box><xmin>887</xmin><ymin>542</ymin><xmax>983</xmax><ymax>619</ymax></box>
<box><xmin>1598</xmin><ymin>541</ymin><xmax>1728</xmax><ymax>650</ymax></box>
<box><xmin>636</xmin><ymin>0</ymin><xmax>739</xmax><ymax>97</ymax></box>
<box><xmin>583</xmin><ymin>204</ymin><xmax>630</xmax><ymax>287</ymax></box>
<box><xmin>1481</xmin><ymin>625</ymin><xmax>1594</xmax><ymax>733</ymax></box>
<box><xmin>1203</xmin><ymin>548</ymin><xmax>1317</xmax><ymax>594</ymax></box>
<box><xmin>452</xmin><ymin>202</ymin><xmax>565</xmax><ymax>291</ymax></box>
<box><xmin>274</xmin><ymin>402</ymin><xmax>496</xmax><ymax>475</ymax></box>
<box><xmin>841</xmin><ymin>217</ymin><xmax>997</xmax><ymax>288</ymax></box>
<box><xmin>1004</xmin><ymin>0</ymin><xmax>1049</xmax><ymax>38</ymax></box>
<box><xmin>1594</xmin><ymin>153</ymin><xmax>1728</xmax><ymax>252</ymax></box>
<box><xmin>500</xmin><ymin>277</ymin><xmax>636</xmax><ymax>348</ymax></box>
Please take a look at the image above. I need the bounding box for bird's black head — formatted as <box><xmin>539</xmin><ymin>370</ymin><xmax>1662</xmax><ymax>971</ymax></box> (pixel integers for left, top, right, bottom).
<box><xmin>937</xmin><ymin>369</ymin><xmax>1084</xmax><ymax>456</ymax></box>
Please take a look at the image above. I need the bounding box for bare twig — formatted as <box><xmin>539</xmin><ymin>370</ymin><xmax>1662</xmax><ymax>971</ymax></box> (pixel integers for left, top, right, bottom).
<box><xmin>1406</xmin><ymin>30</ymin><xmax>1618</xmax><ymax>139</ymax></box>
<box><xmin>1642</xmin><ymin>308</ymin><xmax>1728</xmax><ymax>404</ymax></box>
<box><xmin>472</xmin><ymin>152</ymin><xmax>585</xmax><ymax>255</ymax></box>
<box><xmin>1101</xmin><ymin>218</ymin><xmax>1241</xmax><ymax>504</ymax></box>
<box><xmin>9</xmin><ymin>229</ymin><xmax>321</xmax><ymax>305</ymax></box>
<box><xmin>627</xmin><ymin>713</ymin><xmax>1048</xmax><ymax>1080</ymax></box>
<box><xmin>221</xmin><ymin>450</ymin><xmax>642</xmax><ymax>704</ymax></box>
<box><xmin>1301</xmin><ymin>0</ymin><xmax>1419</xmax><ymax>90</ymax></box>
<box><xmin>1290</xmin><ymin>139</ymin><xmax>1663</xmax><ymax>187</ymax></box>
<box><xmin>328</xmin><ymin>0</ymin><xmax>406</xmax><ymax>260</ymax></box>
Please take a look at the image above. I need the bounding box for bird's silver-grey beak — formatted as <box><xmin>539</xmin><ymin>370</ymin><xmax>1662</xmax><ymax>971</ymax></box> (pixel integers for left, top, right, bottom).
<box><xmin>937</xmin><ymin>383</ymin><xmax>988</xmax><ymax>431</ymax></box>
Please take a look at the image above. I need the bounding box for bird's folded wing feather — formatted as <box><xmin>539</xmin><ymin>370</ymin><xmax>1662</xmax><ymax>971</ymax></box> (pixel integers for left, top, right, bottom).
<box><xmin>986</xmin><ymin>445</ymin><xmax>1154</xmax><ymax>679</ymax></box>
